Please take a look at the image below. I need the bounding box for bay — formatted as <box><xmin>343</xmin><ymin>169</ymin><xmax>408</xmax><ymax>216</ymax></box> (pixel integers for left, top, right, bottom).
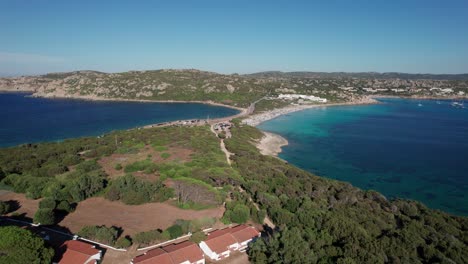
<box><xmin>0</xmin><ymin>92</ymin><xmax>239</xmax><ymax>147</ymax></box>
<box><xmin>259</xmin><ymin>98</ymin><xmax>468</xmax><ymax>215</ymax></box>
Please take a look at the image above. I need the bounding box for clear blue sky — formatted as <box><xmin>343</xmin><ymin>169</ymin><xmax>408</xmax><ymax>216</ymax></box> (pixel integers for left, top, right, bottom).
<box><xmin>1</xmin><ymin>0</ymin><xmax>468</xmax><ymax>75</ymax></box>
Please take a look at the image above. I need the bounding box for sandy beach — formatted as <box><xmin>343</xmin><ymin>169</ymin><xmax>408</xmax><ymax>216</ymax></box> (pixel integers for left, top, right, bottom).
<box><xmin>243</xmin><ymin>96</ymin><xmax>378</xmax><ymax>126</ymax></box>
<box><xmin>256</xmin><ymin>131</ymin><xmax>289</xmax><ymax>156</ymax></box>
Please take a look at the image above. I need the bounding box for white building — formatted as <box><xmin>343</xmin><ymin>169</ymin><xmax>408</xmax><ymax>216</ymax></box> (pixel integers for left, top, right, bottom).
<box><xmin>278</xmin><ymin>94</ymin><xmax>327</xmax><ymax>103</ymax></box>
<box><xmin>199</xmin><ymin>225</ymin><xmax>260</xmax><ymax>261</ymax></box>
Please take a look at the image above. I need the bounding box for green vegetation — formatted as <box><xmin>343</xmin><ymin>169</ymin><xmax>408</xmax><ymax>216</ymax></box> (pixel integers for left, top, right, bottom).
<box><xmin>189</xmin><ymin>230</ymin><xmax>207</xmax><ymax>244</ymax></box>
<box><xmin>224</xmin><ymin>122</ymin><xmax>468</xmax><ymax>263</ymax></box>
<box><xmin>223</xmin><ymin>202</ymin><xmax>250</xmax><ymax>224</ymax></box>
<box><xmin>33</xmin><ymin>208</ymin><xmax>55</xmax><ymax>225</ymax></box>
<box><xmin>78</xmin><ymin>225</ymin><xmax>120</xmax><ymax>246</ymax></box>
<box><xmin>133</xmin><ymin>218</ymin><xmax>216</xmax><ymax>246</ymax></box>
<box><xmin>105</xmin><ymin>174</ymin><xmax>172</xmax><ymax>205</ymax></box>
<box><xmin>0</xmin><ymin>120</ymin><xmax>466</xmax><ymax>262</ymax></box>
<box><xmin>0</xmin><ymin>125</ymin><xmax>238</xmax><ymax>210</ymax></box>
<box><xmin>172</xmin><ymin>177</ymin><xmax>222</xmax><ymax>209</ymax></box>
<box><xmin>133</xmin><ymin>229</ymin><xmax>168</xmax><ymax>246</ymax></box>
<box><xmin>161</xmin><ymin>152</ymin><xmax>171</xmax><ymax>159</ymax></box>
<box><xmin>38</xmin><ymin>197</ymin><xmax>56</xmax><ymax>209</ymax></box>
<box><xmin>115</xmin><ymin>236</ymin><xmax>133</xmax><ymax>248</ymax></box>
<box><xmin>114</xmin><ymin>163</ymin><xmax>123</xmax><ymax>170</ymax></box>
<box><xmin>0</xmin><ymin>201</ymin><xmax>11</xmax><ymax>215</ymax></box>
<box><xmin>0</xmin><ymin>226</ymin><xmax>54</xmax><ymax>264</ymax></box>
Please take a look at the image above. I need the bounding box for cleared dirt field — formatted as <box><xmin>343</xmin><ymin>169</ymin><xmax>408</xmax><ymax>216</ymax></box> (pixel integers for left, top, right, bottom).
<box><xmin>0</xmin><ymin>191</ymin><xmax>39</xmax><ymax>219</ymax></box>
<box><xmin>59</xmin><ymin>197</ymin><xmax>224</xmax><ymax>236</ymax></box>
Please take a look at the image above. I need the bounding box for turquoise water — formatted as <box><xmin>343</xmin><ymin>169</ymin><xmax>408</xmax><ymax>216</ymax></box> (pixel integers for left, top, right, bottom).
<box><xmin>0</xmin><ymin>93</ymin><xmax>239</xmax><ymax>147</ymax></box>
<box><xmin>259</xmin><ymin>98</ymin><xmax>468</xmax><ymax>216</ymax></box>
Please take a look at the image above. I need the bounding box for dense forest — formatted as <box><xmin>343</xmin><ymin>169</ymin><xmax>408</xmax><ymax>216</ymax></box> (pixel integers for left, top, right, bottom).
<box><xmin>225</xmin><ymin>120</ymin><xmax>468</xmax><ymax>263</ymax></box>
<box><xmin>0</xmin><ymin>123</ymin><xmax>467</xmax><ymax>263</ymax></box>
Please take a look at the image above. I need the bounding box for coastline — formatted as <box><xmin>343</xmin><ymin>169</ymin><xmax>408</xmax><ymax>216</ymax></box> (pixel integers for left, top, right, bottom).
<box><xmin>242</xmin><ymin>96</ymin><xmax>378</xmax><ymax>127</ymax></box>
<box><xmin>26</xmin><ymin>92</ymin><xmax>245</xmax><ymax>112</ymax></box>
<box><xmin>256</xmin><ymin>131</ymin><xmax>289</xmax><ymax>157</ymax></box>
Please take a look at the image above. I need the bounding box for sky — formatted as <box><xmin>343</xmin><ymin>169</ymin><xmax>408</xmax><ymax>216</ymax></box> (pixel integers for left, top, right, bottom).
<box><xmin>1</xmin><ymin>0</ymin><xmax>468</xmax><ymax>76</ymax></box>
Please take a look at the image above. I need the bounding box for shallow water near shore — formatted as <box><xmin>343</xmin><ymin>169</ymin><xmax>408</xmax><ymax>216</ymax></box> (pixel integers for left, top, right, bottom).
<box><xmin>0</xmin><ymin>92</ymin><xmax>239</xmax><ymax>147</ymax></box>
<box><xmin>259</xmin><ymin>98</ymin><xmax>468</xmax><ymax>215</ymax></box>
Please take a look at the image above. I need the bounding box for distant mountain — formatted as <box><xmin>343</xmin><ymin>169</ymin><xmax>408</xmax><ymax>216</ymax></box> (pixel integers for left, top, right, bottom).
<box><xmin>245</xmin><ymin>71</ymin><xmax>468</xmax><ymax>80</ymax></box>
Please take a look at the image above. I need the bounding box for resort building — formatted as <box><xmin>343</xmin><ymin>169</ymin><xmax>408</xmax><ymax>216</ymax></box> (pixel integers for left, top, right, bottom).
<box><xmin>199</xmin><ymin>225</ymin><xmax>260</xmax><ymax>261</ymax></box>
<box><xmin>278</xmin><ymin>93</ymin><xmax>328</xmax><ymax>103</ymax></box>
<box><xmin>55</xmin><ymin>240</ymin><xmax>102</xmax><ymax>264</ymax></box>
<box><xmin>132</xmin><ymin>241</ymin><xmax>205</xmax><ymax>264</ymax></box>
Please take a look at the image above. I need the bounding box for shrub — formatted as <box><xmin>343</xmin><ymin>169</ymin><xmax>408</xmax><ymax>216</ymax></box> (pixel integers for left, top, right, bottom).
<box><xmin>38</xmin><ymin>197</ymin><xmax>56</xmax><ymax>209</ymax></box>
<box><xmin>34</xmin><ymin>209</ymin><xmax>55</xmax><ymax>225</ymax></box>
<box><xmin>114</xmin><ymin>163</ymin><xmax>123</xmax><ymax>170</ymax></box>
<box><xmin>133</xmin><ymin>229</ymin><xmax>168</xmax><ymax>245</ymax></box>
<box><xmin>190</xmin><ymin>231</ymin><xmax>207</xmax><ymax>243</ymax></box>
<box><xmin>153</xmin><ymin>145</ymin><xmax>168</xmax><ymax>152</ymax></box>
<box><xmin>75</xmin><ymin>160</ymin><xmax>101</xmax><ymax>173</ymax></box>
<box><xmin>161</xmin><ymin>153</ymin><xmax>171</xmax><ymax>159</ymax></box>
<box><xmin>166</xmin><ymin>224</ymin><xmax>183</xmax><ymax>239</ymax></box>
<box><xmin>124</xmin><ymin>160</ymin><xmax>154</xmax><ymax>173</ymax></box>
<box><xmin>78</xmin><ymin>225</ymin><xmax>119</xmax><ymax>246</ymax></box>
<box><xmin>115</xmin><ymin>236</ymin><xmax>132</xmax><ymax>248</ymax></box>
<box><xmin>105</xmin><ymin>174</ymin><xmax>171</xmax><ymax>205</ymax></box>
<box><xmin>0</xmin><ymin>201</ymin><xmax>10</xmax><ymax>215</ymax></box>
<box><xmin>226</xmin><ymin>203</ymin><xmax>250</xmax><ymax>224</ymax></box>
<box><xmin>56</xmin><ymin>200</ymin><xmax>74</xmax><ymax>213</ymax></box>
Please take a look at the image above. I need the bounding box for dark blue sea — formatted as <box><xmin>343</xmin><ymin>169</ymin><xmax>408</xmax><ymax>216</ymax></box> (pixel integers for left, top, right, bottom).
<box><xmin>0</xmin><ymin>92</ymin><xmax>239</xmax><ymax>147</ymax></box>
<box><xmin>259</xmin><ymin>98</ymin><xmax>468</xmax><ymax>216</ymax></box>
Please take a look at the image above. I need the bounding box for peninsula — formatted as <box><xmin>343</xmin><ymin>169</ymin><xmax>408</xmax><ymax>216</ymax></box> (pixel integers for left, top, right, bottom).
<box><xmin>1</xmin><ymin>69</ymin><xmax>467</xmax><ymax>264</ymax></box>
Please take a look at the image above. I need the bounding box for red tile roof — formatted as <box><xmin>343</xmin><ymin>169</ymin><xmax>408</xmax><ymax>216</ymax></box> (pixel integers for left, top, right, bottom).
<box><xmin>164</xmin><ymin>241</ymin><xmax>204</xmax><ymax>263</ymax></box>
<box><xmin>231</xmin><ymin>226</ymin><xmax>260</xmax><ymax>243</ymax></box>
<box><xmin>203</xmin><ymin>225</ymin><xmax>260</xmax><ymax>254</ymax></box>
<box><xmin>133</xmin><ymin>241</ymin><xmax>203</xmax><ymax>264</ymax></box>
<box><xmin>58</xmin><ymin>240</ymin><xmax>100</xmax><ymax>264</ymax></box>
<box><xmin>204</xmin><ymin>232</ymin><xmax>238</xmax><ymax>254</ymax></box>
<box><xmin>132</xmin><ymin>248</ymin><xmax>173</xmax><ymax>264</ymax></box>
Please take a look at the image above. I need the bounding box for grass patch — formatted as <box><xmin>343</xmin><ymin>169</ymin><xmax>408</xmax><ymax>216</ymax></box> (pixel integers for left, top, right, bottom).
<box><xmin>153</xmin><ymin>146</ymin><xmax>168</xmax><ymax>152</ymax></box>
<box><xmin>124</xmin><ymin>160</ymin><xmax>154</xmax><ymax>173</ymax></box>
<box><xmin>161</xmin><ymin>153</ymin><xmax>171</xmax><ymax>159</ymax></box>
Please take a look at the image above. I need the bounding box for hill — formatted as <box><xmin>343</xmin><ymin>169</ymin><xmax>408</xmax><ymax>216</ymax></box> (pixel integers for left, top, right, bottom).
<box><xmin>1</xmin><ymin>69</ymin><xmax>468</xmax><ymax>112</ymax></box>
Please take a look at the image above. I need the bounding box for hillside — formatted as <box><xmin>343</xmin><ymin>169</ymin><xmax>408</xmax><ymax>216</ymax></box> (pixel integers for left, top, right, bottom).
<box><xmin>1</xmin><ymin>69</ymin><xmax>468</xmax><ymax>112</ymax></box>
<box><xmin>0</xmin><ymin>123</ymin><xmax>466</xmax><ymax>263</ymax></box>
<box><xmin>246</xmin><ymin>71</ymin><xmax>468</xmax><ymax>80</ymax></box>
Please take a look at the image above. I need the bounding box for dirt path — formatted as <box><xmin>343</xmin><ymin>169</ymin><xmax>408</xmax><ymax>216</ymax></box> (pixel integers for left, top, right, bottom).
<box><xmin>237</xmin><ymin>187</ymin><xmax>275</xmax><ymax>229</ymax></box>
<box><xmin>210</xmin><ymin>124</ymin><xmax>233</xmax><ymax>166</ymax></box>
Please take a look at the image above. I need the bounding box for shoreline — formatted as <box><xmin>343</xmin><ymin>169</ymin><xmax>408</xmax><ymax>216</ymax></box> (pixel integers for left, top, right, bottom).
<box><xmin>28</xmin><ymin>93</ymin><xmax>246</xmax><ymax>112</ymax></box>
<box><xmin>256</xmin><ymin>131</ymin><xmax>289</xmax><ymax>157</ymax></box>
<box><xmin>242</xmin><ymin>96</ymin><xmax>378</xmax><ymax>127</ymax></box>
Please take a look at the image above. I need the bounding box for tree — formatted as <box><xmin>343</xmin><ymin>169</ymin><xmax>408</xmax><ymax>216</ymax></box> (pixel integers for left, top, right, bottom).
<box><xmin>56</xmin><ymin>200</ymin><xmax>74</xmax><ymax>213</ymax></box>
<box><xmin>34</xmin><ymin>208</ymin><xmax>55</xmax><ymax>225</ymax></box>
<box><xmin>231</xmin><ymin>204</ymin><xmax>250</xmax><ymax>224</ymax></box>
<box><xmin>190</xmin><ymin>230</ymin><xmax>207</xmax><ymax>243</ymax></box>
<box><xmin>166</xmin><ymin>224</ymin><xmax>183</xmax><ymax>239</ymax></box>
<box><xmin>115</xmin><ymin>236</ymin><xmax>132</xmax><ymax>248</ymax></box>
<box><xmin>0</xmin><ymin>226</ymin><xmax>54</xmax><ymax>264</ymax></box>
<box><xmin>38</xmin><ymin>197</ymin><xmax>56</xmax><ymax>209</ymax></box>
